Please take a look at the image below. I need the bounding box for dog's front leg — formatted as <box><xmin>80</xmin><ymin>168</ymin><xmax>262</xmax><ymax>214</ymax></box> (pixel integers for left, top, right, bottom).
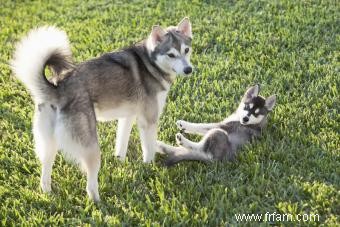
<box><xmin>138</xmin><ymin>122</ymin><xmax>157</xmax><ymax>163</ymax></box>
<box><xmin>115</xmin><ymin>117</ymin><xmax>135</xmax><ymax>161</ymax></box>
<box><xmin>176</xmin><ymin>120</ymin><xmax>219</xmax><ymax>135</ymax></box>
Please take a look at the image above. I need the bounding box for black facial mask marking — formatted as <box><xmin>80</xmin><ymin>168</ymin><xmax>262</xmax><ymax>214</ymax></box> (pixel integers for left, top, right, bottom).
<box><xmin>244</xmin><ymin>96</ymin><xmax>268</xmax><ymax>117</ymax></box>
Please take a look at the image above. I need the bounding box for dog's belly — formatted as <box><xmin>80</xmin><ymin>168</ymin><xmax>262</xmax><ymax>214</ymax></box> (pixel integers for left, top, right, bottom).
<box><xmin>94</xmin><ymin>86</ymin><xmax>170</xmax><ymax>122</ymax></box>
<box><xmin>228</xmin><ymin>133</ymin><xmax>248</xmax><ymax>147</ymax></box>
<box><xmin>94</xmin><ymin>104</ymin><xmax>136</xmax><ymax>121</ymax></box>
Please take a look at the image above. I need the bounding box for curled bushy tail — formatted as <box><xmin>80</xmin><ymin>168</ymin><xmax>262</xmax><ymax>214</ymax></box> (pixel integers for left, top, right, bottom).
<box><xmin>11</xmin><ymin>26</ymin><xmax>73</xmax><ymax>102</ymax></box>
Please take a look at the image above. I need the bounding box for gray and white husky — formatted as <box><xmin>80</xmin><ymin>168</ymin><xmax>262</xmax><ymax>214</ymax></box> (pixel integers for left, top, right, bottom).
<box><xmin>11</xmin><ymin>18</ymin><xmax>193</xmax><ymax>201</ymax></box>
<box><xmin>158</xmin><ymin>85</ymin><xmax>276</xmax><ymax>166</ymax></box>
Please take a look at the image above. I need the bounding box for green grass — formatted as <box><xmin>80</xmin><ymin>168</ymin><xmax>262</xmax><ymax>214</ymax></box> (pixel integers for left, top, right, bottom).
<box><xmin>0</xmin><ymin>0</ymin><xmax>339</xmax><ymax>225</ymax></box>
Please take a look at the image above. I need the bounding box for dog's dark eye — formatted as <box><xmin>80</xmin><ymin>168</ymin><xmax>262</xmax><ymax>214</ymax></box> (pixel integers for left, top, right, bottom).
<box><xmin>167</xmin><ymin>53</ymin><xmax>175</xmax><ymax>58</ymax></box>
<box><xmin>185</xmin><ymin>48</ymin><xmax>189</xmax><ymax>54</ymax></box>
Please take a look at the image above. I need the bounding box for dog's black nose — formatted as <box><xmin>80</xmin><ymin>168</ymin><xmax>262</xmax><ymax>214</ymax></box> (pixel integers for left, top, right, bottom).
<box><xmin>183</xmin><ymin>66</ymin><xmax>192</xmax><ymax>75</ymax></box>
<box><xmin>243</xmin><ymin>117</ymin><xmax>249</xmax><ymax>123</ymax></box>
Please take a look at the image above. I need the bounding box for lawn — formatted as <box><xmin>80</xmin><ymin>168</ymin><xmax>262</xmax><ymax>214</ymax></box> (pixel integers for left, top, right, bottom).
<box><xmin>0</xmin><ymin>0</ymin><xmax>339</xmax><ymax>225</ymax></box>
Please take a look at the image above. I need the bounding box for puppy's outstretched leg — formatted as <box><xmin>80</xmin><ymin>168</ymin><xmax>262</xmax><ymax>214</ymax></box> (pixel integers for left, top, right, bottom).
<box><xmin>158</xmin><ymin>138</ymin><xmax>213</xmax><ymax>166</ymax></box>
<box><xmin>176</xmin><ymin>120</ymin><xmax>219</xmax><ymax>135</ymax></box>
<box><xmin>158</xmin><ymin>140</ymin><xmax>212</xmax><ymax>166</ymax></box>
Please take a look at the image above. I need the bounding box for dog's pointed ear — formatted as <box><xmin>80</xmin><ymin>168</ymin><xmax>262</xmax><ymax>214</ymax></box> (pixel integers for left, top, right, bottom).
<box><xmin>177</xmin><ymin>17</ymin><xmax>192</xmax><ymax>38</ymax></box>
<box><xmin>265</xmin><ymin>95</ymin><xmax>276</xmax><ymax>111</ymax></box>
<box><xmin>243</xmin><ymin>84</ymin><xmax>260</xmax><ymax>101</ymax></box>
<box><xmin>147</xmin><ymin>25</ymin><xmax>166</xmax><ymax>51</ymax></box>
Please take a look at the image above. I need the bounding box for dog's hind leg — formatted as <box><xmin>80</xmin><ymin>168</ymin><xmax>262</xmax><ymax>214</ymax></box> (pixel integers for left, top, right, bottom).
<box><xmin>157</xmin><ymin>140</ymin><xmax>187</xmax><ymax>155</ymax></box>
<box><xmin>115</xmin><ymin>117</ymin><xmax>135</xmax><ymax>161</ymax></box>
<box><xmin>81</xmin><ymin>145</ymin><xmax>101</xmax><ymax>202</ymax></box>
<box><xmin>33</xmin><ymin>103</ymin><xmax>57</xmax><ymax>193</ymax></box>
<box><xmin>56</xmin><ymin>104</ymin><xmax>101</xmax><ymax>202</ymax></box>
<box><xmin>175</xmin><ymin>133</ymin><xmax>202</xmax><ymax>151</ymax></box>
<box><xmin>157</xmin><ymin>141</ymin><xmax>213</xmax><ymax>166</ymax></box>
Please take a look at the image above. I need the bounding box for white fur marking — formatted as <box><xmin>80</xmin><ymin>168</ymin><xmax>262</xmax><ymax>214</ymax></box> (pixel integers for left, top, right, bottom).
<box><xmin>247</xmin><ymin>114</ymin><xmax>264</xmax><ymax>125</ymax></box>
<box><xmin>180</xmin><ymin>43</ymin><xmax>190</xmax><ymax>55</ymax></box>
<box><xmin>172</xmin><ymin>58</ymin><xmax>187</xmax><ymax>74</ymax></box>
<box><xmin>115</xmin><ymin>117</ymin><xmax>135</xmax><ymax>160</ymax></box>
<box><xmin>33</xmin><ymin>104</ymin><xmax>57</xmax><ymax>193</ymax></box>
<box><xmin>154</xmin><ymin>45</ymin><xmax>192</xmax><ymax>76</ymax></box>
<box><xmin>237</xmin><ymin>103</ymin><xmax>264</xmax><ymax>125</ymax></box>
<box><xmin>54</xmin><ymin>116</ymin><xmax>100</xmax><ymax>201</ymax></box>
<box><xmin>167</xmin><ymin>48</ymin><xmax>180</xmax><ymax>57</ymax></box>
<box><xmin>224</xmin><ymin>113</ymin><xmax>240</xmax><ymax>123</ymax></box>
<box><xmin>138</xmin><ymin>124</ymin><xmax>157</xmax><ymax>163</ymax></box>
<box><xmin>155</xmin><ymin>54</ymin><xmax>177</xmax><ymax>76</ymax></box>
<box><xmin>157</xmin><ymin>89</ymin><xmax>170</xmax><ymax>117</ymax></box>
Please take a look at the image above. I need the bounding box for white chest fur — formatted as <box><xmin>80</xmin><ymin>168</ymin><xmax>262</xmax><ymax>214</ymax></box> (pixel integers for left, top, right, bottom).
<box><xmin>157</xmin><ymin>83</ymin><xmax>170</xmax><ymax>117</ymax></box>
<box><xmin>223</xmin><ymin>113</ymin><xmax>239</xmax><ymax>123</ymax></box>
<box><xmin>157</xmin><ymin>90</ymin><xmax>168</xmax><ymax>117</ymax></box>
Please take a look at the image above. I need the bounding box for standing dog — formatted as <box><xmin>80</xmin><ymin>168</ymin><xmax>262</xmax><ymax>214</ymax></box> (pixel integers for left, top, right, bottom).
<box><xmin>158</xmin><ymin>85</ymin><xmax>276</xmax><ymax>166</ymax></box>
<box><xmin>11</xmin><ymin>18</ymin><xmax>193</xmax><ymax>201</ymax></box>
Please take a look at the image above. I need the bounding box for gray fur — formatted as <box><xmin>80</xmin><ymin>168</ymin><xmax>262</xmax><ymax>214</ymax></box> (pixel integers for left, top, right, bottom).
<box><xmin>11</xmin><ymin>19</ymin><xmax>193</xmax><ymax>201</ymax></box>
<box><xmin>37</xmin><ymin>32</ymin><xmax>190</xmax><ymax>151</ymax></box>
<box><xmin>56</xmin><ymin>43</ymin><xmax>168</xmax><ymax>124</ymax></box>
<box><xmin>159</xmin><ymin>85</ymin><xmax>276</xmax><ymax>166</ymax></box>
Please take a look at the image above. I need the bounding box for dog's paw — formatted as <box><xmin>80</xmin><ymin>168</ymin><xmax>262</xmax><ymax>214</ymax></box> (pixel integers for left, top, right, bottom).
<box><xmin>40</xmin><ymin>180</ymin><xmax>52</xmax><ymax>193</ymax></box>
<box><xmin>176</xmin><ymin>133</ymin><xmax>183</xmax><ymax>145</ymax></box>
<box><xmin>176</xmin><ymin>120</ymin><xmax>186</xmax><ymax>132</ymax></box>
<box><xmin>115</xmin><ymin>155</ymin><xmax>126</xmax><ymax>162</ymax></box>
<box><xmin>87</xmin><ymin>187</ymin><xmax>100</xmax><ymax>203</ymax></box>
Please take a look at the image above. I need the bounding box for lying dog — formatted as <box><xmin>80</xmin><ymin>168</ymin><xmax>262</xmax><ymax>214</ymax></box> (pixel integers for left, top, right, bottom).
<box><xmin>158</xmin><ymin>85</ymin><xmax>276</xmax><ymax>166</ymax></box>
